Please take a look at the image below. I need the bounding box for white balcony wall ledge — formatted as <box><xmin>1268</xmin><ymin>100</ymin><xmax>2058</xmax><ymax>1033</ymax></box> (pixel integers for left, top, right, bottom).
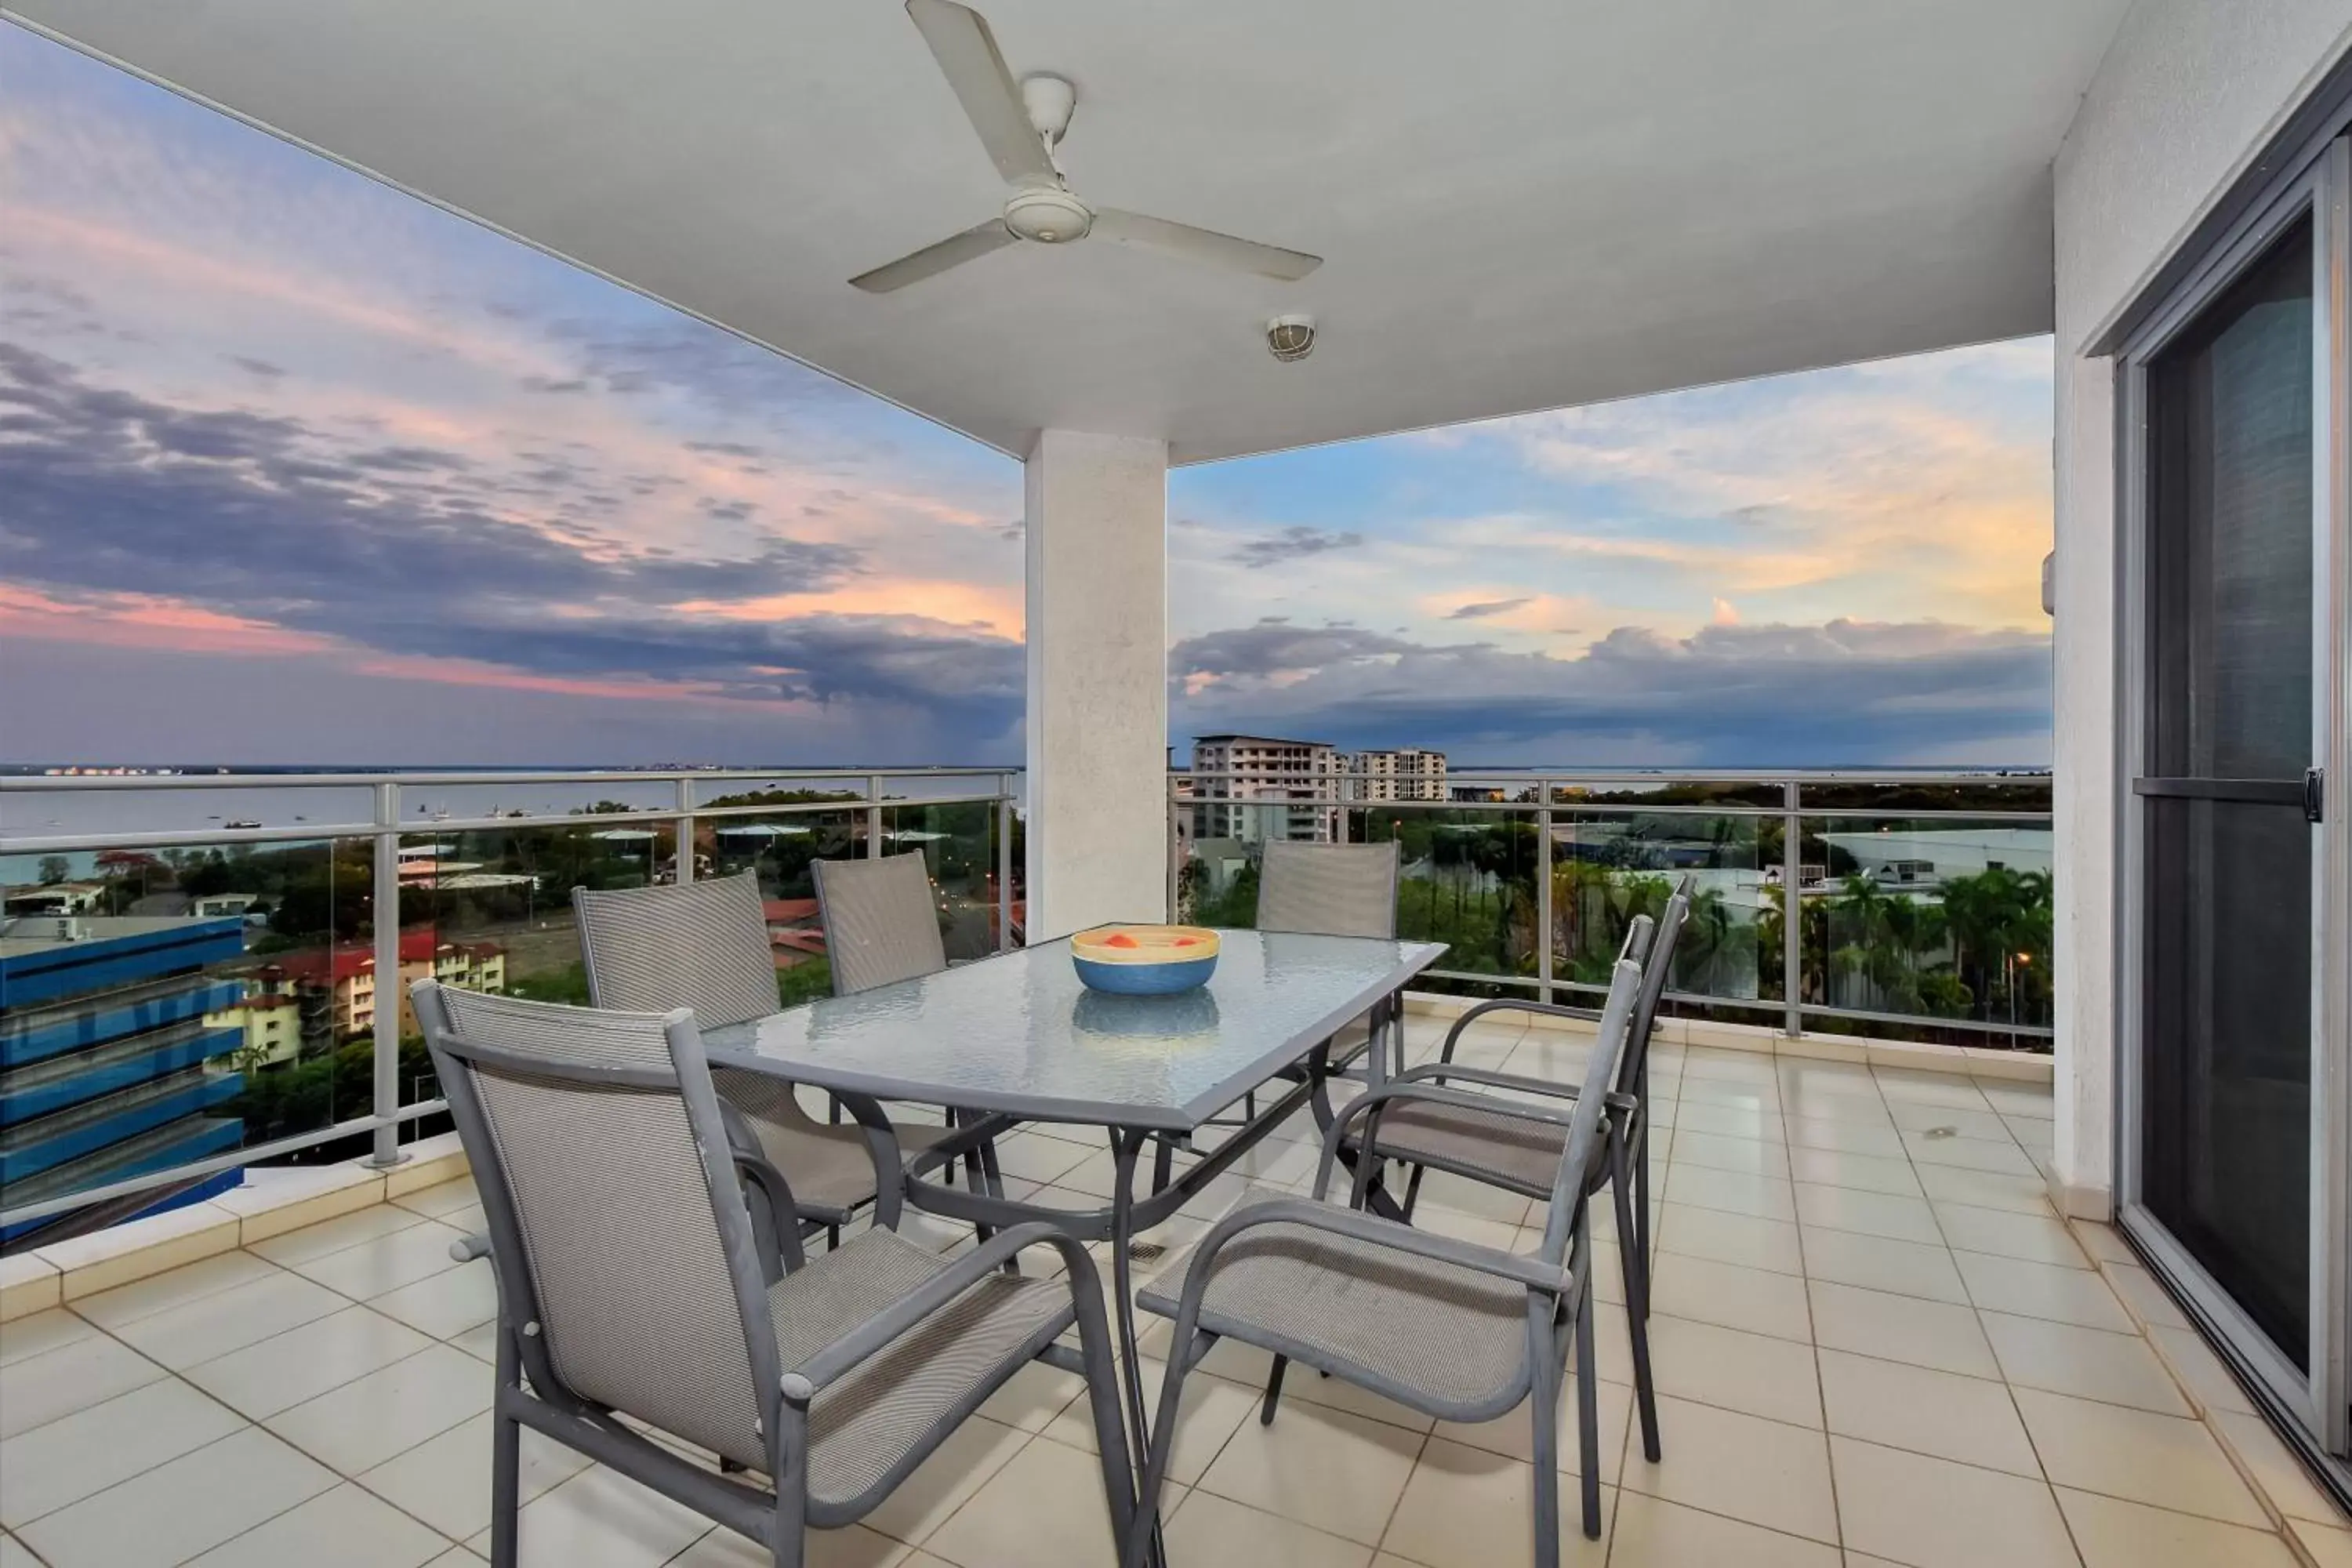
<box><xmin>2050</xmin><ymin>0</ymin><xmax>2352</xmax><ymax>1221</ymax></box>
<box><xmin>1024</xmin><ymin>427</ymin><xmax>1171</xmax><ymax>938</ymax></box>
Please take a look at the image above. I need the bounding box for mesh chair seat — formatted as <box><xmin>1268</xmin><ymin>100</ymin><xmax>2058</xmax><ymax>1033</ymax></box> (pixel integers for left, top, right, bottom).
<box><xmin>1361</xmin><ymin>1098</ymin><xmax>1569</xmax><ymax>1194</ymax></box>
<box><xmin>712</xmin><ymin>1069</ymin><xmax>952</xmax><ymax>1217</ymax></box>
<box><xmin>1137</xmin><ymin>1190</ymin><xmax>1530</xmax><ymax>1417</ymax></box>
<box><xmin>781</xmin><ymin>1229</ymin><xmax>1073</xmax><ymax>1516</ymax></box>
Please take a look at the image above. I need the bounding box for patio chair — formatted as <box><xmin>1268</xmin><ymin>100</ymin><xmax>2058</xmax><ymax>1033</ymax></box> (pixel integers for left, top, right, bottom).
<box><xmin>1127</xmin><ymin>955</ymin><xmax>1645</xmax><ymax>1563</ymax></box>
<box><xmin>410</xmin><ymin>981</ymin><xmax>1135</xmax><ymax>1568</ymax></box>
<box><xmin>1245</xmin><ymin>839</ymin><xmax>1401</xmax><ymax>1109</ymax></box>
<box><xmin>574</xmin><ymin>872</ymin><xmax>982</xmax><ymax>1246</ymax></box>
<box><xmin>1351</xmin><ymin>880</ymin><xmax>1693</xmax><ymax>1468</ymax></box>
<box><xmin>810</xmin><ymin>851</ymin><xmax>1009</xmax><ymax>1210</ymax></box>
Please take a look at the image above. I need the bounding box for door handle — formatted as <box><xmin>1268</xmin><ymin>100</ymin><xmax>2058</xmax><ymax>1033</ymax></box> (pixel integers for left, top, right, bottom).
<box><xmin>2309</xmin><ymin>768</ymin><xmax>2327</xmax><ymax>826</ymax></box>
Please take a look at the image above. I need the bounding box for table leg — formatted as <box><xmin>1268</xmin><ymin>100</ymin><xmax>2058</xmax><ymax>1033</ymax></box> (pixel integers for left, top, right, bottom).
<box><xmin>1108</xmin><ymin>1127</ymin><xmax>1168</xmax><ymax>1568</ymax></box>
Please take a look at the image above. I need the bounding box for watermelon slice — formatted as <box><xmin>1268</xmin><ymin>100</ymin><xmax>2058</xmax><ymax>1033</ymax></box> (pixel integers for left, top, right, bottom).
<box><xmin>1102</xmin><ymin>932</ymin><xmax>1140</xmax><ymax>949</ymax></box>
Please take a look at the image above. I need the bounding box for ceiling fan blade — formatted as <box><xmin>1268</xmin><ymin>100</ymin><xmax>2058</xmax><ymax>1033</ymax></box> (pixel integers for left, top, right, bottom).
<box><xmin>850</xmin><ymin>219</ymin><xmax>1019</xmax><ymax>292</ymax></box>
<box><xmin>905</xmin><ymin>0</ymin><xmax>1057</xmax><ymax>186</ymax></box>
<box><xmin>1088</xmin><ymin>208</ymin><xmax>1322</xmax><ymax>281</ymax></box>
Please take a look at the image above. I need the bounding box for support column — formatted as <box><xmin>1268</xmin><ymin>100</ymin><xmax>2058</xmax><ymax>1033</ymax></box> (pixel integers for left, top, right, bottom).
<box><xmin>1024</xmin><ymin>429</ymin><xmax>1170</xmax><ymax>939</ymax></box>
<box><xmin>2051</xmin><ymin>350</ymin><xmax>2117</xmax><ymax>1222</ymax></box>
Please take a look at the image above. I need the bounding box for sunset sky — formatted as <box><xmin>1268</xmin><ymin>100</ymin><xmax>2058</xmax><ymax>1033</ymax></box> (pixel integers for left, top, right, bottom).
<box><xmin>0</xmin><ymin>24</ymin><xmax>2055</xmax><ymax>769</ymax></box>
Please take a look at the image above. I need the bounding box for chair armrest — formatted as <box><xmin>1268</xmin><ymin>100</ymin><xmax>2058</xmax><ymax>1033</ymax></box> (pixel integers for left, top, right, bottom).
<box><xmin>1316</xmin><ymin>1080</ymin><xmax>1584</xmax><ymax>1200</ymax></box>
<box><xmin>824</xmin><ymin>1087</ymin><xmax>910</xmax><ymax>1230</ymax></box>
<box><xmin>1187</xmin><ymin>1193</ymin><xmax>1571</xmax><ymax>1299</ymax></box>
<box><xmin>1436</xmin><ymin>998</ymin><xmax>1604</xmax><ymax>1062</ymax></box>
<box><xmin>781</xmin><ymin>1221</ymin><xmax>1095</xmax><ymax>1398</ymax></box>
<box><xmin>1393</xmin><ymin>1062</ymin><xmax>1586</xmax><ymax>1102</ymax></box>
<box><xmin>732</xmin><ymin>1149</ymin><xmax>808</xmax><ymax>1276</ymax></box>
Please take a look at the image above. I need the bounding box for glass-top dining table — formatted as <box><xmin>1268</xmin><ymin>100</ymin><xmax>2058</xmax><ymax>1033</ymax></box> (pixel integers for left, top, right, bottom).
<box><xmin>699</xmin><ymin>927</ymin><xmax>1446</xmax><ymax>1562</ymax></box>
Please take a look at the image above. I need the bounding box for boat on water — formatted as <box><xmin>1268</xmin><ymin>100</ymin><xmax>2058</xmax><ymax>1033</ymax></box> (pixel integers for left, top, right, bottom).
<box><xmin>223</xmin><ymin>818</ymin><xmax>263</xmax><ymax>829</ymax></box>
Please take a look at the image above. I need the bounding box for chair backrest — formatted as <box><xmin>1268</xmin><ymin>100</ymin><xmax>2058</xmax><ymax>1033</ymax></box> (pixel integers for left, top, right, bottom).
<box><xmin>573</xmin><ymin>871</ymin><xmax>777</xmax><ymax>1029</ymax></box>
<box><xmin>412</xmin><ymin>981</ymin><xmax>779</xmax><ymax>1473</ymax></box>
<box><xmin>1255</xmin><ymin>840</ymin><xmax>1400</xmax><ymax>938</ymax></box>
<box><xmin>1616</xmin><ymin>877</ymin><xmax>1693</xmax><ymax>1099</ymax></box>
<box><xmin>1535</xmin><ymin>954</ymin><xmax>1643</xmax><ymax>1266</ymax></box>
<box><xmin>811</xmin><ymin>853</ymin><xmax>946</xmax><ymax>995</ymax></box>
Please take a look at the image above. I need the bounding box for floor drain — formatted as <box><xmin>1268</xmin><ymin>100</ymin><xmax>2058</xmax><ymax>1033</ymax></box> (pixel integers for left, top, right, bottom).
<box><xmin>1128</xmin><ymin>1242</ymin><xmax>1167</xmax><ymax>1262</ymax></box>
<box><xmin>1922</xmin><ymin>1126</ymin><xmax>1958</xmax><ymax>1140</ymax></box>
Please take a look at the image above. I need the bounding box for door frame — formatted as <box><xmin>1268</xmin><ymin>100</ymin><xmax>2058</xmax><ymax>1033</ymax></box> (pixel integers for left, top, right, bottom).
<box><xmin>2111</xmin><ymin>140</ymin><xmax>2352</xmax><ymax>1448</ymax></box>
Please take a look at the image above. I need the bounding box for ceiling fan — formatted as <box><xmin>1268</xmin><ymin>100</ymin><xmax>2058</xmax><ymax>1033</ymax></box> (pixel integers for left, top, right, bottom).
<box><xmin>850</xmin><ymin>0</ymin><xmax>1323</xmax><ymax>293</ymax></box>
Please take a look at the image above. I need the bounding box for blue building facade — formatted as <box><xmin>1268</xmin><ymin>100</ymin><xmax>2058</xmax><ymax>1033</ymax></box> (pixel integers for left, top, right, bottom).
<box><xmin>0</xmin><ymin>915</ymin><xmax>249</xmax><ymax>1242</ymax></box>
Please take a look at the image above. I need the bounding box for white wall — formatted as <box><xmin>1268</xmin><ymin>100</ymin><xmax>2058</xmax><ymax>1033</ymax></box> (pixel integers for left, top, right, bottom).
<box><xmin>2050</xmin><ymin>0</ymin><xmax>2352</xmax><ymax>1218</ymax></box>
<box><xmin>1024</xmin><ymin>429</ymin><xmax>1171</xmax><ymax>939</ymax></box>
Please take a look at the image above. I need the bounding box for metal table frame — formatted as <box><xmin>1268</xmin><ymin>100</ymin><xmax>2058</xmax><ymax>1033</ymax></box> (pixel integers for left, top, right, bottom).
<box><xmin>702</xmin><ymin>935</ymin><xmax>1440</xmax><ymax>1566</ymax></box>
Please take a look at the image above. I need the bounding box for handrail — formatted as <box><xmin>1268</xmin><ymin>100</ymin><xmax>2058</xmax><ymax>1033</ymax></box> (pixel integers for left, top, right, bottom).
<box><xmin>1165</xmin><ymin>765</ymin><xmax>2055</xmax><ymax>1049</ymax></box>
<box><xmin>0</xmin><ymin>765</ymin><xmax>1026</xmax><ymax>1236</ymax></box>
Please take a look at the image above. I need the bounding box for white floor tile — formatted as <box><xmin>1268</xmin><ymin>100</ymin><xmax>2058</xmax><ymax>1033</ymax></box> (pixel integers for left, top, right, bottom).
<box><xmin>1815</xmin><ymin>1348</ymin><xmax>2039</xmax><ymax>1477</ymax></box>
<box><xmin>1954</xmin><ymin>1252</ymin><xmax>2131</xmax><ymax>1331</ymax></box>
<box><xmin>356</xmin><ymin>1410</ymin><xmax>594</xmax><ymax>1538</ymax></box>
<box><xmin>1977</xmin><ymin>1312</ymin><xmax>2190</xmax><ymax>1415</ymax></box>
<box><xmin>180</xmin><ymin>1481</ymin><xmax>451</xmax><ymax>1568</ymax></box>
<box><xmin>1164</xmin><ymin>1491</ymin><xmax>1371</xmax><ymax>1568</ymax></box>
<box><xmin>491</xmin><ymin>1463</ymin><xmax>715</xmax><ymax>1568</ymax></box>
<box><xmin>1785</xmin><ymin>1146</ymin><xmax>1922</xmax><ymax>1198</ymax></box>
<box><xmin>1654</xmin><ymin>1203</ymin><xmax>1803</xmax><ymax>1275</ymax></box>
<box><xmin>107</xmin><ymin>1269</ymin><xmax>349</xmax><ymax>1371</ymax></box>
<box><xmin>924</xmin><ymin>1430</ymin><xmax>1140</xmax><ymax>1568</ymax></box>
<box><xmin>390</xmin><ymin>1178</ymin><xmax>482</xmax><ymax>1221</ymax></box>
<box><xmin>1902</xmin><ymin>1132</ymin><xmax>2041</xmax><ymax>1178</ymax></box>
<box><xmin>1829</xmin><ymin>1435</ymin><xmax>2077</xmax><ymax>1568</ymax></box>
<box><xmin>17</xmin><ymin>1426</ymin><xmax>335</xmax><ymax>1568</ymax></box>
<box><xmin>186</xmin><ymin>1307</ymin><xmax>434</xmax><ymax>1419</ymax></box>
<box><xmin>1603</xmin><ymin>1491</ymin><xmax>1838</xmax><ymax>1568</ymax></box>
<box><xmin>0</xmin><ymin>1308</ymin><xmax>97</xmax><ymax>1369</ymax></box>
<box><xmin>1670</xmin><ymin>1131</ymin><xmax>1790</xmax><ymax>1178</ymax></box>
<box><xmin>858</xmin><ymin>1415</ymin><xmax>1029</xmax><ymax>1545</ymax></box>
<box><xmin>0</xmin><ymin>1330</ymin><xmax>166</xmax><ymax>1440</ymax></box>
<box><xmin>368</xmin><ymin>1259</ymin><xmax>498</xmax><ymax>1340</ymax></box>
<box><xmin>1618</xmin><ymin>1396</ymin><xmax>1836</xmax><ymax>1544</ymax></box>
<box><xmin>265</xmin><ymin>1342</ymin><xmax>492</xmax><ymax>1475</ymax></box>
<box><xmin>1649</xmin><ymin>1254</ymin><xmax>1813</xmax><ymax>1343</ymax></box>
<box><xmin>0</xmin><ymin>1376</ymin><xmax>247</xmax><ymax>1528</ymax></box>
<box><xmin>1807</xmin><ymin>1280</ymin><xmax>1995</xmax><ymax>1378</ymax></box>
<box><xmin>1428</xmin><ymin>1372</ymin><xmax>1632</xmax><ymax>1485</ymax></box>
<box><xmin>289</xmin><ymin>1221</ymin><xmax>474</xmax><ymax>1301</ymax></box>
<box><xmin>2055</xmin><ymin>1486</ymin><xmax>2296</xmax><ymax>1568</ymax></box>
<box><xmin>1378</xmin><ymin>1437</ymin><xmax>1610</xmax><ymax>1568</ymax></box>
<box><xmin>1797</xmin><ymin>1226</ymin><xmax>1970</xmax><ymax>1306</ymax></box>
<box><xmin>67</xmin><ymin>1251</ymin><xmax>283</xmax><ymax>1330</ymax></box>
<box><xmin>1792</xmin><ymin>1184</ymin><xmax>1941</xmax><ymax>1245</ymax></box>
<box><xmin>1911</xmin><ymin>1164</ymin><xmax>2053</xmax><ymax>1216</ymax></box>
<box><xmin>250</xmin><ymin>1203</ymin><xmax>433</xmax><ymax>1268</ymax></box>
<box><xmin>2013</xmin><ymin>1389</ymin><xmax>2265</xmax><ymax>1527</ymax></box>
<box><xmin>1040</xmin><ymin>1359</ymin><xmax>1254</xmax><ymax>1486</ymax></box>
<box><xmin>2212</xmin><ymin>1408</ymin><xmax>2350</xmax><ymax>1526</ymax></box>
<box><xmin>1642</xmin><ymin>1314</ymin><xmax>1821</xmax><ymax>1427</ymax></box>
<box><xmin>1933</xmin><ymin>1203</ymin><xmax>2088</xmax><ymax>1268</ymax></box>
<box><xmin>1196</xmin><ymin>1399</ymin><xmax>1422</xmax><ymax>1545</ymax></box>
<box><xmin>1782</xmin><ymin>1118</ymin><xmax>1907</xmax><ymax>1159</ymax></box>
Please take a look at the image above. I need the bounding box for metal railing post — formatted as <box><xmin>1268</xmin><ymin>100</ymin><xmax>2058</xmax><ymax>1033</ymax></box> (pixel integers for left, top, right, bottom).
<box><xmin>1536</xmin><ymin>785</ymin><xmax>1554</xmax><ymax>1007</ymax></box>
<box><xmin>369</xmin><ymin>781</ymin><xmax>407</xmax><ymax>1167</ymax></box>
<box><xmin>866</xmin><ymin>774</ymin><xmax>884</xmax><ymax>858</ymax></box>
<box><xmin>998</xmin><ymin>774</ymin><xmax>1016</xmax><ymax>950</ymax></box>
<box><xmin>674</xmin><ymin>775</ymin><xmax>696</xmax><ymax>883</ymax></box>
<box><xmin>1783</xmin><ymin>779</ymin><xmax>1803</xmax><ymax>1038</ymax></box>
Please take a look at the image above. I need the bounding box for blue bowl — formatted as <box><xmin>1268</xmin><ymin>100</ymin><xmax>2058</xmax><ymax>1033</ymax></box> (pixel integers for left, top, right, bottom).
<box><xmin>1071</xmin><ymin>952</ymin><xmax>1219</xmax><ymax>995</ymax></box>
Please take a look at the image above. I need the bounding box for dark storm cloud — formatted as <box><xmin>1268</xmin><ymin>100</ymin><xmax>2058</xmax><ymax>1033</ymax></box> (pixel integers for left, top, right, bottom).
<box><xmin>1229</xmin><ymin>525</ymin><xmax>1365</xmax><ymax>569</ymax></box>
<box><xmin>1171</xmin><ymin>615</ymin><xmax>2051</xmax><ymax>765</ymax></box>
<box><xmin>1447</xmin><ymin>597</ymin><xmax>1533</xmax><ymax>619</ymax></box>
<box><xmin>0</xmin><ymin>344</ymin><xmax>1021</xmax><ymax>737</ymax></box>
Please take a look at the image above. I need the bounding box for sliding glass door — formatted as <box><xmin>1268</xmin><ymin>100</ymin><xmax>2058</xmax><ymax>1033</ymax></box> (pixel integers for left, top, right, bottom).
<box><xmin>2121</xmin><ymin>143</ymin><xmax>2349</xmax><ymax>1448</ymax></box>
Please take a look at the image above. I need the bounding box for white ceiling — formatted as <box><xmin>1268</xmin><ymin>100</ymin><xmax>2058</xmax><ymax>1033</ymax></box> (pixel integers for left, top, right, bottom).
<box><xmin>10</xmin><ymin>1</ymin><xmax>2132</xmax><ymax>463</ymax></box>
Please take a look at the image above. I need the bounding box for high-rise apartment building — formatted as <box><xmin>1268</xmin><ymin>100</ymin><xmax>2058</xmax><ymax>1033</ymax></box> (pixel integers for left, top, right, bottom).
<box><xmin>1349</xmin><ymin>746</ymin><xmax>1448</xmax><ymax>803</ymax></box>
<box><xmin>1189</xmin><ymin>735</ymin><xmax>1343</xmax><ymax>844</ymax></box>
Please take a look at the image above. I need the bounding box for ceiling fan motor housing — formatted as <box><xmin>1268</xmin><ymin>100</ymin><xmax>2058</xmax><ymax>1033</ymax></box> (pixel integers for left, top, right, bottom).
<box><xmin>1003</xmin><ymin>184</ymin><xmax>1093</xmax><ymax>243</ymax></box>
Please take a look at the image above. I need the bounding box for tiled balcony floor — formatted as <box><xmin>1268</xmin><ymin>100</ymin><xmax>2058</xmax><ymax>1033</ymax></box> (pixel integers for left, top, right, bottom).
<box><xmin>2</xmin><ymin>1029</ymin><xmax>2343</xmax><ymax>1568</ymax></box>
